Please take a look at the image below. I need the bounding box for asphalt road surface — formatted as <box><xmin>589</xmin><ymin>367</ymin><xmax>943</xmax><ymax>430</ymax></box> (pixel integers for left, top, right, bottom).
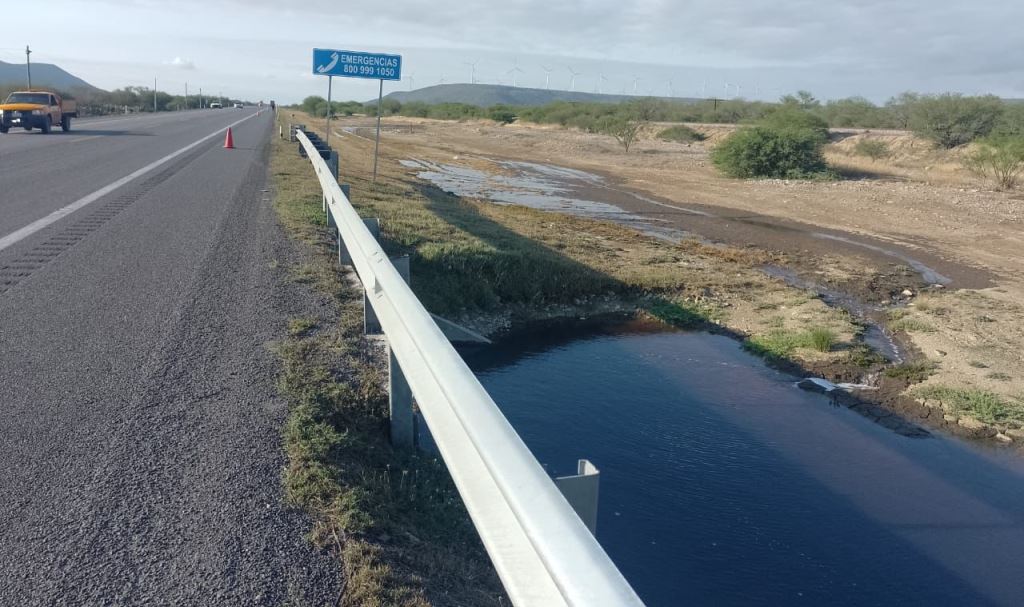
<box><xmin>0</xmin><ymin>109</ymin><xmax>339</xmax><ymax>605</ymax></box>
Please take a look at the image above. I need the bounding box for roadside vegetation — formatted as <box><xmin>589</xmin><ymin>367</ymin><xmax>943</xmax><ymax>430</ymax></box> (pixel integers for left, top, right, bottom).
<box><xmin>294</xmin><ymin>90</ymin><xmax>1024</xmax><ymax>187</ymax></box>
<box><xmin>0</xmin><ymin>82</ymin><xmax>251</xmax><ymax>114</ymax></box>
<box><xmin>271</xmin><ymin>124</ymin><xmax>506</xmax><ymax>606</ymax></box>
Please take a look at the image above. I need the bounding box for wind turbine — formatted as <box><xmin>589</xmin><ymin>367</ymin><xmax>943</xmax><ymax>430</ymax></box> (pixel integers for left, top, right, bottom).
<box><xmin>406</xmin><ymin>71</ymin><xmax>416</xmax><ymax>91</ymax></box>
<box><xmin>541</xmin><ymin>65</ymin><xmax>553</xmax><ymax>90</ymax></box>
<box><xmin>632</xmin><ymin>76</ymin><xmax>641</xmax><ymax>95</ymax></box>
<box><xmin>666</xmin><ymin>80</ymin><xmax>674</xmax><ymax>97</ymax></box>
<box><xmin>439</xmin><ymin>73</ymin><xmax>447</xmax><ymax>85</ymax></box>
<box><xmin>599</xmin><ymin>73</ymin><xmax>608</xmax><ymax>94</ymax></box>
<box><xmin>463</xmin><ymin>60</ymin><xmax>479</xmax><ymax>84</ymax></box>
<box><xmin>507</xmin><ymin>60</ymin><xmax>524</xmax><ymax>87</ymax></box>
<box><xmin>567</xmin><ymin>66</ymin><xmax>581</xmax><ymax>91</ymax></box>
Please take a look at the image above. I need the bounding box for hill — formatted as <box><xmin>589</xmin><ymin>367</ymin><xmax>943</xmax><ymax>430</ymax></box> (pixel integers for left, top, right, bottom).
<box><xmin>381</xmin><ymin>83</ymin><xmax>699</xmax><ymax>107</ymax></box>
<box><xmin>0</xmin><ymin>60</ymin><xmax>102</xmax><ymax>92</ymax></box>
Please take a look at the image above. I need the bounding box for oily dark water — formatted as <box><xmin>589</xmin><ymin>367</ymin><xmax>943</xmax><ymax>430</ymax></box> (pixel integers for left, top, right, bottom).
<box><xmin>419</xmin><ymin>319</ymin><xmax>1024</xmax><ymax>606</ymax></box>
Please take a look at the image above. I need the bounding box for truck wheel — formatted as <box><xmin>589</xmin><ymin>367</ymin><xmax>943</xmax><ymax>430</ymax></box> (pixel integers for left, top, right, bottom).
<box><xmin>41</xmin><ymin>117</ymin><xmax>52</xmax><ymax>134</ymax></box>
<box><xmin>61</xmin><ymin>116</ymin><xmax>71</xmax><ymax>132</ymax></box>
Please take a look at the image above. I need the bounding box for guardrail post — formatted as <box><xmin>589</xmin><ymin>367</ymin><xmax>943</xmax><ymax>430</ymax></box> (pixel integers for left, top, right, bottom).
<box><xmin>326</xmin><ymin>150</ymin><xmax>339</xmax><ymax>180</ymax></box>
<box><xmin>340</xmin><ymin>183</ymin><xmax>351</xmax><ymax>200</ymax></box>
<box><xmin>326</xmin><ymin>204</ymin><xmax>336</xmax><ymax>229</ymax></box>
<box><xmin>388</xmin><ymin>254</ymin><xmax>415</xmax><ymax>447</ymax></box>
<box><xmin>363</xmin><ymin>218</ymin><xmax>383</xmax><ymax>334</ymax></box>
<box><xmin>554</xmin><ymin>460</ymin><xmax>600</xmax><ymax>535</ymax></box>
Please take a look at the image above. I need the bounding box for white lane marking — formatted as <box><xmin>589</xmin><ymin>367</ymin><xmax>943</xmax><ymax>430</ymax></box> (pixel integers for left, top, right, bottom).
<box><xmin>0</xmin><ymin>112</ymin><xmax>260</xmax><ymax>252</ymax></box>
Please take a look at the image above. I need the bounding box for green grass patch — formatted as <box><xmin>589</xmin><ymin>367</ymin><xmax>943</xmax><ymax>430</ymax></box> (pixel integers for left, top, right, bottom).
<box><xmin>744</xmin><ymin>326</ymin><xmax>837</xmax><ymax>359</ymax></box>
<box><xmin>657</xmin><ymin>125</ymin><xmax>706</xmax><ymax>143</ymax></box>
<box><xmin>287</xmin><ymin>317</ymin><xmax>317</xmax><ymax>337</ymax></box>
<box><xmin>888</xmin><ymin>316</ymin><xmax>936</xmax><ymax>333</ymax></box>
<box><xmin>645</xmin><ymin>298</ymin><xmax>717</xmax><ymax>328</ymax></box>
<box><xmin>915</xmin><ymin>386</ymin><xmax>1024</xmax><ymax>425</ymax></box>
<box><xmin>806</xmin><ymin>327</ymin><xmax>838</xmax><ymax>352</ymax></box>
<box><xmin>884</xmin><ymin>361</ymin><xmax>937</xmax><ymax>383</ymax></box>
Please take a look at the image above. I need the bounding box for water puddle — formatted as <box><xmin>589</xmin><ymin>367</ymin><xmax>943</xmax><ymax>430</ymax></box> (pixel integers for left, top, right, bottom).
<box><xmin>400</xmin><ymin>158</ymin><xmax>691</xmax><ymax>242</ymax></box>
<box><xmin>437</xmin><ymin>321</ymin><xmax>1024</xmax><ymax>606</ymax></box>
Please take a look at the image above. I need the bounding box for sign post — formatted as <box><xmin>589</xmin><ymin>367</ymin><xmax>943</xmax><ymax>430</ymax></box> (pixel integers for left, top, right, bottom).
<box><xmin>312</xmin><ymin>48</ymin><xmax>402</xmax><ymax>184</ymax></box>
<box><xmin>325</xmin><ymin>75</ymin><xmax>333</xmax><ymax>146</ymax></box>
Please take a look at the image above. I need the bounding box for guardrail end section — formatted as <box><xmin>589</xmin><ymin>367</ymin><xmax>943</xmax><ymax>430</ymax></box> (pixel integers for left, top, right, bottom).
<box><xmin>554</xmin><ymin>459</ymin><xmax>600</xmax><ymax>536</ymax></box>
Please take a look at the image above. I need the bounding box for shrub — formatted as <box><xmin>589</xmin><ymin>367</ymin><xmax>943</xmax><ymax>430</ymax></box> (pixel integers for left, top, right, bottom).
<box><xmin>598</xmin><ymin>116</ymin><xmax>644</xmax><ymax>152</ymax></box>
<box><xmin>712</xmin><ymin>126</ymin><xmax>830</xmax><ymax>179</ymax></box>
<box><xmin>657</xmin><ymin>125</ymin><xmax>706</xmax><ymax>143</ymax></box>
<box><xmin>758</xmin><ymin>107</ymin><xmax>830</xmax><ymax>143</ymax></box>
<box><xmin>907</xmin><ymin>94</ymin><xmax>1003</xmax><ymax>148</ymax></box>
<box><xmin>487</xmin><ymin>105</ymin><xmax>517</xmax><ymax>124</ymax></box>
<box><xmin>854</xmin><ymin>139</ymin><xmax>890</xmax><ymax>161</ymax></box>
<box><xmin>964</xmin><ymin>136</ymin><xmax>1024</xmax><ymax>190</ymax></box>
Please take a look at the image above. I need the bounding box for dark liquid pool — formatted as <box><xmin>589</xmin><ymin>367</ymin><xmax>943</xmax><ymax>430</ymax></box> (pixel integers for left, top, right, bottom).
<box><xmin>430</xmin><ymin>320</ymin><xmax>1024</xmax><ymax>606</ymax></box>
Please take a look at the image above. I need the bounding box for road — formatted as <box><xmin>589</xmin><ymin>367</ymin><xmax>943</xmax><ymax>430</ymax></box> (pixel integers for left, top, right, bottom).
<box><xmin>0</xmin><ymin>110</ymin><xmax>339</xmax><ymax>604</ymax></box>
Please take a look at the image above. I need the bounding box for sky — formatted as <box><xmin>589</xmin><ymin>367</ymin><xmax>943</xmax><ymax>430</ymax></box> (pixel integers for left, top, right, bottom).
<box><xmin>2</xmin><ymin>0</ymin><xmax>1023</xmax><ymax>105</ymax></box>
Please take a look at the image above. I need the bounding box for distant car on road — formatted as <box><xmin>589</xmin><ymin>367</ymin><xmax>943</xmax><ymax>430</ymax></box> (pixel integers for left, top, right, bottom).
<box><xmin>233</xmin><ymin>102</ymin><xmax>243</xmax><ymax>109</ymax></box>
<box><xmin>209</xmin><ymin>102</ymin><xmax>222</xmax><ymax>109</ymax></box>
<box><xmin>0</xmin><ymin>91</ymin><xmax>78</xmax><ymax>134</ymax></box>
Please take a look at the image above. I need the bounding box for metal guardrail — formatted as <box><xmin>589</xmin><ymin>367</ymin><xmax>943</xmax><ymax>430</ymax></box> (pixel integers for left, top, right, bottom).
<box><xmin>295</xmin><ymin>129</ymin><xmax>644</xmax><ymax>606</ymax></box>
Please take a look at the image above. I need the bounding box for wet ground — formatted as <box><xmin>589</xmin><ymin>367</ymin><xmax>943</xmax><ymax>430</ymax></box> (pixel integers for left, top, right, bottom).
<box><xmin>400</xmin><ymin>156</ymin><xmax>989</xmax><ymax>294</ymax></box>
<box><xmin>441</xmin><ymin>320</ymin><xmax>1024</xmax><ymax>606</ymax></box>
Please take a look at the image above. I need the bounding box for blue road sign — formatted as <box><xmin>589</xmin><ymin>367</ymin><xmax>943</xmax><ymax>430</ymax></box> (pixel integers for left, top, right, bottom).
<box><xmin>312</xmin><ymin>48</ymin><xmax>402</xmax><ymax>81</ymax></box>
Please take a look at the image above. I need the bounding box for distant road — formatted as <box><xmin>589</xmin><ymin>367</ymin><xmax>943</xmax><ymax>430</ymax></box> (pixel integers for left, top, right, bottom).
<box><xmin>0</xmin><ymin>109</ymin><xmax>339</xmax><ymax>604</ymax></box>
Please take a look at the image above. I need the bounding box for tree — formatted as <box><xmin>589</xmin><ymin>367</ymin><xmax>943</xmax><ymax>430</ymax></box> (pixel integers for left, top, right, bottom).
<box><xmin>822</xmin><ymin>97</ymin><xmax>889</xmax><ymax>128</ymax></box>
<box><xmin>711</xmin><ymin>126</ymin><xmax>830</xmax><ymax>179</ymax></box>
<box><xmin>885</xmin><ymin>92</ymin><xmax>920</xmax><ymax>129</ymax></box>
<box><xmin>780</xmin><ymin>90</ymin><xmax>820</xmax><ymax>111</ymax></box>
<box><xmin>964</xmin><ymin>136</ymin><xmax>1024</xmax><ymax>189</ymax></box>
<box><xmin>907</xmin><ymin>94</ymin><xmax>1003</xmax><ymax>148</ymax></box>
<box><xmin>598</xmin><ymin>116</ymin><xmax>643</xmax><ymax>152</ymax></box>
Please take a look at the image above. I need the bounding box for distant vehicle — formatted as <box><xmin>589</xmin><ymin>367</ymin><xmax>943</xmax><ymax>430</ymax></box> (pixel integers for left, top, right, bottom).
<box><xmin>209</xmin><ymin>102</ymin><xmax>223</xmax><ymax>109</ymax></box>
<box><xmin>0</xmin><ymin>91</ymin><xmax>78</xmax><ymax>134</ymax></box>
<box><xmin>233</xmin><ymin>102</ymin><xmax>243</xmax><ymax>109</ymax></box>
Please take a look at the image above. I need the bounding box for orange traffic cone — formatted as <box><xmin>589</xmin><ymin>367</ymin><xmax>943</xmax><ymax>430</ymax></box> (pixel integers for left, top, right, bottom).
<box><xmin>224</xmin><ymin>128</ymin><xmax>235</xmax><ymax>149</ymax></box>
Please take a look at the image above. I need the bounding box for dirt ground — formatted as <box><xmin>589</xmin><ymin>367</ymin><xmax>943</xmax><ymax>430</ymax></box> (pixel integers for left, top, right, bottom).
<box><xmin>324</xmin><ymin>114</ymin><xmax>1024</xmax><ymax>437</ymax></box>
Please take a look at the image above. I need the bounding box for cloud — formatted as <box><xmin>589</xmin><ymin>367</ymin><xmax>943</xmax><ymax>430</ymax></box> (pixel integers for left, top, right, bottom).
<box><xmin>165</xmin><ymin>56</ymin><xmax>195</xmax><ymax>70</ymax></box>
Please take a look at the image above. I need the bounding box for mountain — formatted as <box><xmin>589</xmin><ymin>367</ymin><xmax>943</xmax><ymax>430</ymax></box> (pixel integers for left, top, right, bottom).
<box><xmin>381</xmin><ymin>83</ymin><xmax>699</xmax><ymax>107</ymax></box>
<box><xmin>0</xmin><ymin>60</ymin><xmax>102</xmax><ymax>92</ymax></box>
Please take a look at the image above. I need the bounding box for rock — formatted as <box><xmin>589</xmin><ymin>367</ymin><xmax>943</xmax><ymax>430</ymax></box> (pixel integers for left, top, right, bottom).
<box><xmin>797</xmin><ymin>378</ymin><xmax>838</xmax><ymax>394</ymax></box>
<box><xmin>995</xmin><ymin>433</ymin><xmax>1013</xmax><ymax>443</ymax></box>
<box><xmin>958</xmin><ymin>417</ymin><xmax>987</xmax><ymax>431</ymax></box>
<box><xmin>943</xmin><ymin>414</ymin><xmax>959</xmax><ymax>423</ymax></box>
<box><xmin>901</xmin><ymin>289</ymin><xmax>914</xmax><ymax>297</ymax></box>
<box><xmin>1006</xmin><ymin>428</ymin><xmax>1024</xmax><ymax>440</ymax></box>
<box><xmin>934</xmin><ymin>350</ymin><xmax>947</xmax><ymax>357</ymax></box>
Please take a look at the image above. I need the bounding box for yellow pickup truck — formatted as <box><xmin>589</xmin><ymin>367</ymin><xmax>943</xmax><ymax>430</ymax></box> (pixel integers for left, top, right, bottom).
<box><xmin>0</xmin><ymin>91</ymin><xmax>78</xmax><ymax>134</ymax></box>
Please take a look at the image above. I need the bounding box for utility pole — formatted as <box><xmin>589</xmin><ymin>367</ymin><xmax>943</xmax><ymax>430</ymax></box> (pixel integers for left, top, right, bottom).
<box><xmin>154</xmin><ymin>77</ymin><xmax>158</xmax><ymax>112</ymax></box>
<box><xmin>185</xmin><ymin>82</ymin><xmax>188</xmax><ymax>110</ymax></box>
<box><xmin>199</xmin><ymin>87</ymin><xmax>203</xmax><ymax>108</ymax></box>
<box><xmin>25</xmin><ymin>45</ymin><xmax>32</xmax><ymax>90</ymax></box>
